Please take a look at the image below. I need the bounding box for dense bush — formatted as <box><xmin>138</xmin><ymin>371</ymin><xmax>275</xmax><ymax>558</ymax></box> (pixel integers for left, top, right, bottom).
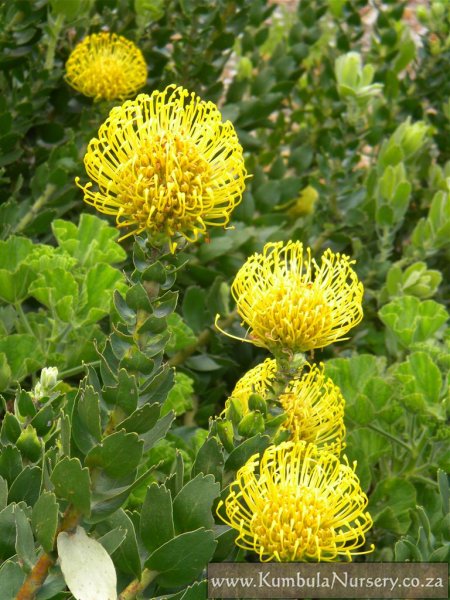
<box><xmin>0</xmin><ymin>1</ymin><xmax>448</xmax><ymax>599</ymax></box>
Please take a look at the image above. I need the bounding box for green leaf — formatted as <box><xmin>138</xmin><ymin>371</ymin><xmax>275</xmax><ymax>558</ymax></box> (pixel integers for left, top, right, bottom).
<box><xmin>50</xmin><ymin>0</ymin><xmax>93</xmax><ymax>20</ymax></box>
<box><xmin>140</xmin><ymin>483</ymin><xmax>174</xmax><ymax>554</ymax></box>
<box><xmin>393</xmin><ymin>37</ymin><xmax>416</xmax><ymax>73</ymax></box>
<box><xmin>166</xmin><ymin>313</ymin><xmax>197</xmax><ymax>353</ymax></box>
<box><xmin>0</xmin><ymin>236</ymin><xmax>34</xmax><ymax>271</ymax></box>
<box><xmin>72</xmin><ymin>384</ymin><xmax>102</xmax><ymax>455</ymax></box>
<box><xmin>1</xmin><ymin>412</ymin><xmax>22</xmax><ymax>444</ymax></box>
<box><xmin>141</xmin><ymin>411</ymin><xmax>175</xmax><ymax>451</ymax></box>
<box><xmin>325</xmin><ymin>354</ymin><xmax>384</xmax><ymax>407</ymax></box>
<box><xmin>29</xmin><ymin>268</ymin><xmax>78</xmax><ymax>321</ymax></box>
<box><xmin>103</xmin><ymin>369</ymin><xmax>139</xmax><ymax>416</ymax></box>
<box><xmin>97</xmin><ymin>527</ymin><xmax>127</xmax><ymax>556</ymax></box>
<box><xmin>161</xmin><ymin>372</ymin><xmax>194</xmax><ymax>417</ymax></box>
<box><xmin>224</xmin><ymin>434</ymin><xmax>271</xmax><ymax>472</ymax></box>
<box><xmin>145</xmin><ymin>528</ymin><xmax>217</xmax><ymax>587</ymax></box>
<box><xmin>117</xmin><ymin>403</ymin><xmax>160</xmax><ymax>434</ymax></box>
<box><xmin>0</xmin><ymin>445</ymin><xmax>23</xmax><ymax>486</ymax></box>
<box><xmin>15</xmin><ymin>504</ymin><xmax>35</xmax><ymax>571</ymax></box>
<box><xmin>8</xmin><ymin>466</ymin><xmax>42</xmax><ymax>507</ymax></box>
<box><xmin>51</xmin><ymin>457</ymin><xmax>91</xmax><ymax>516</ymax></box>
<box><xmin>0</xmin><ymin>504</ymin><xmax>17</xmax><ymax>560</ymax></box>
<box><xmin>52</xmin><ymin>214</ymin><xmax>126</xmax><ymax>268</ymax></box>
<box><xmin>395</xmin><ymin>538</ymin><xmax>422</xmax><ymax>561</ymax></box>
<box><xmin>86</xmin><ymin>431</ymin><xmax>143</xmax><ymax>479</ymax></box>
<box><xmin>77</xmin><ymin>263</ymin><xmax>125</xmax><ymax>326</ymax></box>
<box><xmin>0</xmin><ymin>560</ymin><xmax>25</xmax><ymax>599</ymax></box>
<box><xmin>31</xmin><ymin>492</ymin><xmax>59</xmax><ymax>553</ymax></box>
<box><xmin>371</xmin><ymin>478</ymin><xmax>417</xmax><ymax>534</ymax></box>
<box><xmin>0</xmin><ymin>335</ymin><xmax>45</xmax><ymax>381</ymax></box>
<box><xmin>105</xmin><ymin>509</ymin><xmax>141</xmax><ymax>578</ymax></box>
<box><xmin>173</xmin><ymin>474</ymin><xmax>220</xmax><ymax>534</ymax></box>
<box><xmin>182</xmin><ymin>286</ymin><xmax>208</xmax><ymax>333</ymax></box>
<box><xmin>0</xmin><ymin>476</ymin><xmax>8</xmax><ymax>511</ymax></box>
<box><xmin>185</xmin><ymin>355</ymin><xmax>222</xmax><ymax>372</ymax></box>
<box><xmin>0</xmin><ymin>353</ymin><xmax>12</xmax><ymax>391</ymax></box>
<box><xmin>191</xmin><ymin>437</ymin><xmax>224</xmax><ymax>482</ymax></box>
<box><xmin>379</xmin><ymin>296</ymin><xmax>448</xmax><ymax>347</ymax></box>
<box><xmin>180</xmin><ymin>580</ymin><xmax>208</xmax><ymax>599</ymax></box>
<box><xmin>393</xmin><ymin>352</ymin><xmax>442</xmax><ymax>407</ymax></box>
<box><xmin>0</xmin><ymin>263</ymin><xmax>34</xmax><ymax>303</ymax></box>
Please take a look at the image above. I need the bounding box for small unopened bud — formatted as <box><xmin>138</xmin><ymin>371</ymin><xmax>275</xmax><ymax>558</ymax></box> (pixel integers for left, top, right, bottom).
<box><xmin>16</xmin><ymin>425</ymin><xmax>42</xmax><ymax>462</ymax></box>
<box><xmin>248</xmin><ymin>393</ymin><xmax>267</xmax><ymax>416</ymax></box>
<box><xmin>237</xmin><ymin>411</ymin><xmax>265</xmax><ymax>437</ymax></box>
<box><xmin>216</xmin><ymin>420</ymin><xmax>235</xmax><ymax>453</ymax></box>
<box><xmin>34</xmin><ymin>367</ymin><xmax>59</xmax><ymax>399</ymax></box>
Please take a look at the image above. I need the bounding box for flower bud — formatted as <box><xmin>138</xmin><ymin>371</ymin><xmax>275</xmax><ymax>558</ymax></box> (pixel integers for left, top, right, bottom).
<box><xmin>237</xmin><ymin>411</ymin><xmax>265</xmax><ymax>437</ymax></box>
<box><xmin>248</xmin><ymin>393</ymin><xmax>267</xmax><ymax>416</ymax></box>
<box><xmin>16</xmin><ymin>425</ymin><xmax>42</xmax><ymax>462</ymax></box>
<box><xmin>216</xmin><ymin>420</ymin><xmax>235</xmax><ymax>453</ymax></box>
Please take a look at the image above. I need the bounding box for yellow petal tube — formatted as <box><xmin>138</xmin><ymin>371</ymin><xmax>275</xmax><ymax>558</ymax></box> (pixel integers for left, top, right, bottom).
<box><xmin>217</xmin><ymin>441</ymin><xmax>374</xmax><ymax>562</ymax></box>
<box><xmin>65</xmin><ymin>32</ymin><xmax>147</xmax><ymax>101</ymax></box>
<box><xmin>225</xmin><ymin>359</ymin><xmax>346</xmax><ymax>455</ymax></box>
<box><xmin>76</xmin><ymin>85</ymin><xmax>247</xmax><ymax>250</ymax></box>
<box><xmin>230</xmin><ymin>240</ymin><xmax>364</xmax><ymax>353</ymax></box>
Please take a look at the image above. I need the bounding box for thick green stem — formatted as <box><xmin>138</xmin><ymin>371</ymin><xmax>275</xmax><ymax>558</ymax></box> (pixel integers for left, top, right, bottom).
<box><xmin>16</xmin><ymin>303</ymin><xmax>34</xmax><ymax>337</ymax></box>
<box><xmin>13</xmin><ymin>184</ymin><xmax>56</xmax><ymax>234</ymax></box>
<box><xmin>118</xmin><ymin>568</ymin><xmax>159</xmax><ymax>600</ymax></box>
<box><xmin>44</xmin><ymin>13</ymin><xmax>64</xmax><ymax>71</ymax></box>
<box><xmin>58</xmin><ymin>360</ymin><xmax>101</xmax><ymax>379</ymax></box>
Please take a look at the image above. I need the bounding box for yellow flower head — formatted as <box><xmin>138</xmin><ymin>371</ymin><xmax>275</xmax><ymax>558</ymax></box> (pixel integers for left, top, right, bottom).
<box><xmin>65</xmin><ymin>32</ymin><xmax>147</xmax><ymax>101</ymax></box>
<box><xmin>229</xmin><ymin>241</ymin><xmax>363</xmax><ymax>354</ymax></box>
<box><xmin>76</xmin><ymin>85</ymin><xmax>247</xmax><ymax>250</ymax></box>
<box><xmin>217</xmin><ymin>441</ymin><xmax>373</xmax><ymax>562</ymax></box>
<box><xmin>225</xmin><ymin>359</ymin><xmax>345</xmax><ymax>455</ymax></box>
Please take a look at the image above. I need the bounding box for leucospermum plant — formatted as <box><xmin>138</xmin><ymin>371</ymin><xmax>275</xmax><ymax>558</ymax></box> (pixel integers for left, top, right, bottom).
<box><xmin>217</xmin><ymin>441</ymin><xmax>373</xmax><ymax>562</ymax></box>
<box><xmin>221</xmin><ymin>240</ymin><xmax>364</xmax><ymax>355</ymax></box>
<box><xmin>76</xmin><ymin>85</ymin><xmax>247</xmax><ymax>251</ymax></box>
<box><xmin>216</xmin><ymin>239</ymin><xmax>374</xmax><ymax>562</ymax></box>
<box><xmin>65</xmin><ymin>32</ymin><xmax>148</xmax><ymax>101</ymax></box>
<box><xmin>224</xmin><ymin>359</ymin><xmax>346</xmax><ymax>455</ymax></box>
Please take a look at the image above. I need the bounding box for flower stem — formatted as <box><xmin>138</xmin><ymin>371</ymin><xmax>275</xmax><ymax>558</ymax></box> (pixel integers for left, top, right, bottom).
<box><xmin>13</xmin><ymin>184</ymin><xmax>56</xmax><ymax>234</ymax></box>
<box><xmin>58</xmin><ymin>360</ymin><xmax>101</xmax><ymax>379</ymax></box>
<box><xmin>367</xmin><ymin>423</ymin><xmax>412</xmax><ymax>452</ymax></box>
<box><xmin>16</xmin><ymin>303</ymin><xmax>34</xmax><ymax>337</ymax></box>
<box><xmin>118</xmin><ymin>568</ymin><xmax>158</xmax><ymax>600</ymax></box>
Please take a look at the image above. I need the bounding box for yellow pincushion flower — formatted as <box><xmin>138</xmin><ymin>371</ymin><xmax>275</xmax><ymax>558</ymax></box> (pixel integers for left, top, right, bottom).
<box><xmin>224</xmin><ymin>359</ymin><xmax>345</xmax><ymax>455</ymax></box>
<box><xmin>226</xmin><ymin>241</ymin><xmax>363</xmax><ymax>354</ymax></box>
<box><xmin>76</xmin><ymin>85</ymin><xmax>247</xmax><ymax>250</ymax></box>
<box><xmin>217</xmin><ymin>441</ymin><xmax>373</xmax><ymax>562</ymax></box>
<box><xmin>65</xmin><ymin>32</ymin><xmax>147</xmax><ymax>101</ymax></box>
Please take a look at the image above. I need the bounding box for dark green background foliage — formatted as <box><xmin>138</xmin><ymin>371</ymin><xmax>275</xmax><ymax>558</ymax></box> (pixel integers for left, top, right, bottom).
<box><xmin>0</xmin><ymin>0</ymin><xmax>449</xmax><ymax>598</ymax></box>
